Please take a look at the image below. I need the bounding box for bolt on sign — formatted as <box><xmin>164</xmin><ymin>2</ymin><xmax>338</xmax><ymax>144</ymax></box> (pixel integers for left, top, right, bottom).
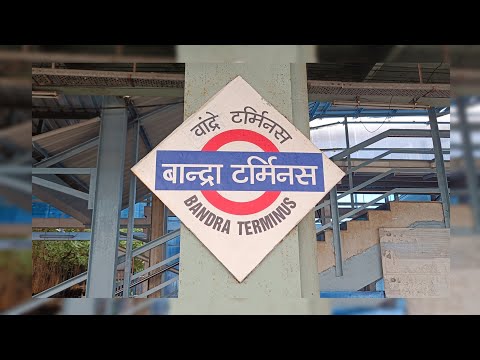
<box><xmin>132</xmin><ymin>76</ymin><xmax>345</xmax><ymax>282</ymax></box>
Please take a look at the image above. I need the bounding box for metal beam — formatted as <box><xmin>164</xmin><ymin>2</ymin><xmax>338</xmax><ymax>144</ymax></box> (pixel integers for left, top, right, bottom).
<box><xmin>32</xmin><ymin>67</ymin><xmax>184</xmax><ymax>83</ymax></box>
<box><xmin>32</xmin><ymin>167</ymin><xmax>94</xmax><ymax>175</ymax></box>
<box><xmin>88</xmin><ymin>168</ymin><xmax>96</xmax><ymax>210</ymax></box>
<box><xmin>316</xmin><ymin>187</ymin><xmax>442</xmax><ymax>233</ymax></box>
<box><xmin>1</xmin><ymin>50</ymin><xmax>175</xmax><ymax>63</ymax></box>
<box><xmin>33</xmin><ymin>137</ymin><xmax>99</xmax><ymax>168</ymax></box>
<box><xmin>136</xmin><ymin>276</ymin><xmax>178</xmax><ymax>298</ymax></box>
<box><xmin>32</xmin><ymin>86</ymin><xmax>185</xmax><ymax>97</ymax></box>
<box><xmin>344</xmin><ymin>116</ymin><xmax>355</xmax><ymax>209</ymax></box>
<box><xmin>32</xmin><ymin>231</ymin><xmax>147</xmax><ymax>241</ymax></box>
<box><xmin>32</xmin><ymin>111</ymin><xmax>100</xmax><ymax>119</ymax></box>
<box><xmin>0</xmin><ymin>165</ymin><xmax>32</xmax><ymax>175</ymax></box>
<box><xmin>331</xmin><ymin>129</ymin><xmax>449</xmax><ymax>161</ymax></box>
<box><xmin>115</xmin><ymin>261</ymin><xmax>179</xmax><ymax>296</ymax></box>
<box><xmin>34</xmin><ymin>272</ymin><xmax>88</xmax><ymax>299</ymax></box>
<box><xmin>32</xmin><ymin>176</ymin><xmax>89</xmax><ymax>200</ymax></box>
<box><xmin>315</xmin><ymin>168</ymin><xmax>435</xmax><ymax>212</ymax></box>
<box><xmin>123</xmin><ymin>120</ymin><xmax>139</xmax><ymax>298</ymax></box>
<box><xmin>32</xmin><ymin>141</ymin><xmax>50</xmax><ymax>159</ymax></box>
<box><xmin>330</xmin><ymin>186</ymin><xmax>343</xmax><ymax>277</ymax></box>
<box><xmin>86</xmin><ymin>97</ymin><xmax>128</xmax><ymax>298</ymax></box>
<box><xmin>139</xmin><ymin>125</ymin><xmax>153</xmax><ymax>151</ymax></box>
<box><xmin>1</xmin><ymin>299</ymin><xmax>52</xmax><ymax>315</ymax></box>
<box><xmin>429</xmin><ymin>108</ymin><xmax>451</xmax><ymax>228</ymax></box>
<box><xmin>118</xmin><ymin>229</ymin><xmax>180</xmax><ymax>265</ymax></box>
<box><xmin>131</xmin><ymin>253</ymin><xmax>180</xmax><ymax>281</ymax></box>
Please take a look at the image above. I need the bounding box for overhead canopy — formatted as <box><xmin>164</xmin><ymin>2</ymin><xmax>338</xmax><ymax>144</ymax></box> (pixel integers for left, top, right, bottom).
<box><xmin>29</xmin><ymin>62</ymin><xmax>452</xmax><ymax>224</ymax></box>
<box><xmin>32</xmin><ymin>95</ymin><xmax>184</xmax><ymax>225</ymax></box>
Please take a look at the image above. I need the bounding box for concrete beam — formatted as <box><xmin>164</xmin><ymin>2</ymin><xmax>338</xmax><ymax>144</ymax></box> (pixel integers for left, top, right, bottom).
<box><xmin>319</xmin><ymin>244</ymin><xmax>383</xmax><ymax>291</ymax></box>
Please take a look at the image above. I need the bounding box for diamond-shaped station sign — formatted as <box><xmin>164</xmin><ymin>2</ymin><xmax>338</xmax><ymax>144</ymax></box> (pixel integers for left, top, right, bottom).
<box><xmin>131</xmin><ymin>76</ymin><xmax>345</xmax><ymax>282</ymax></box>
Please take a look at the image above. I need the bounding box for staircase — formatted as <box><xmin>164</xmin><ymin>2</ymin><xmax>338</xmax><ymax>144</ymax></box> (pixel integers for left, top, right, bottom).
<box><xmin>318</xmin><ymin>201</ymin><xmax>444</xmax><ymax>291</ymax></box>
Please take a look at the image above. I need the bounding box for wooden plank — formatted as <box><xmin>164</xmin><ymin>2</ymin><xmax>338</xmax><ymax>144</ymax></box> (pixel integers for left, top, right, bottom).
<box><xmin>379</xmin><ymin>228</ymin><xmax>450</xmax><ymax>298</ymax></box>
<box><xmin>147</xmin><ymin>196</ymin><xmax>165</xmax><ymax>298</ymax></box>
<box><xmin>32</xmin><ymin>117</ymin><xmax>99</xmax><ymax>143</ymax></box>
<box><xmin>32</xmin><ymin>217</ymin><xmax>85</xmax><ymax>229</ymax></box>
<box><xmin>0</xmin><ymin>121</ymin><xmax>32</xmax><ymax>150</ymax></box>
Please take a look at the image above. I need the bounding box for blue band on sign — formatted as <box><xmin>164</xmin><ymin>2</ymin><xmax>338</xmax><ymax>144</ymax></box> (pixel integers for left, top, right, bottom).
<box><xmin>155</xmin><ymin>150</ymin><xmax>324</xmax><ymax>192</ymax></box>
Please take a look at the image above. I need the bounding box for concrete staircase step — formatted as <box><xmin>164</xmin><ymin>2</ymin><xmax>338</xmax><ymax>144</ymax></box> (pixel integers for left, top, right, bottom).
<box><xmin>318</xmin><ymin>201</ymin><xmax>444</xmax><ymax>274</ymax></box>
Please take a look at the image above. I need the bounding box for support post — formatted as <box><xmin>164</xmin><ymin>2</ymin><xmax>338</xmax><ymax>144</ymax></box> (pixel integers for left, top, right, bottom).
<box><xmin>457</xmin><ymin>97</ymin><xmax>480</xmax><ymax>232</ymax></box>
<box><xmin>344</xmin><ymin>116</ymin><xmax>355</xmax><ymax>209</ymax></box>
<box><xmin>291</xmin><ymin>57</ymin><xmax>320</xmax><ymax>298</ymax></box>
<box><xmin>86</xmin><ymin>96</ymin><xmax>128</xmax><ymax>298</ymax></box>
<box><xmin>428</xmin><ymin>107</ymin><xmax>450</xmax><ymax>228</ymax></box>
<box><xmin>123</xmin><ymin>120</ymin><xmax>140</xmax><ymax>297</ymax></box>
<box><xmin>330</xmin><ymin>186</ymin><xmax>343</xmax><ymax>277</ymax></box>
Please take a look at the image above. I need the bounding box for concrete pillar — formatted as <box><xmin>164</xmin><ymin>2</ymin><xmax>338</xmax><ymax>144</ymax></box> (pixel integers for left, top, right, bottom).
<box><xmin>174</xmin><ymin>46</ymin><xmax>327</xmax><ymax>313</ymax></box>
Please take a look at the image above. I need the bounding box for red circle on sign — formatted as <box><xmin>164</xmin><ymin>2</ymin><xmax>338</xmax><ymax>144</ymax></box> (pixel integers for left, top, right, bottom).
<box><xmin>201</xmin><ymin>129</ymin><xmax>281</xmax><ymax>215</ymax></box>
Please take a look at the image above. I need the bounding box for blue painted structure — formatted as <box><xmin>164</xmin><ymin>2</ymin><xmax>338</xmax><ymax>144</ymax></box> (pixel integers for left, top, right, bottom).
<box><xmin>164</xmin><ymin>216</ymin><xmax>180</xmax><ymax>296</ymax></box>
<box><xmin>308</xmin><ymin>102</ymin><xmax>450</xmax><ymax>120</ymax></box>
<box><xmin>0</xmin><ymin>196</ymin><xmax>31</xmax><ymax>224</ymax></box>
<box><xmin>32</xmin><ymin>195</ymin><xmax>147</xmax><ymax>219</ymax></box>
<box><xmin>331</xmin><ymin>300</ymin><xmax>407</xmax><ymax>315</ymax></box>
<box><xmin>32</xmin><ymin>196</ymin><xmax>72</xmax><ymax>219</ymax></box>
<box><xmin>321</xmin><ymin>291</ymin><xmax>385</xmax><ymax>298</ymax></box>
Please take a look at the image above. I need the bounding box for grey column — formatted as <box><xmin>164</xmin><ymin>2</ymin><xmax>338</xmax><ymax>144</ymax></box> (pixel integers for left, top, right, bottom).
<box><xmin>344</xmin><ymin>116</ymin><xmax>355</xmax><ymax>209</ymax></box>
<box><xmin>330</xmin><ymin>186</ymin><xmax>343</xmax><ymax>276</ymax></box>
<box><xmin>428</xmin><ymin>108</ymin><xmax>450</xmax><ymax>228</ymax></box>
<box><xmin>86</xmin><ymin>96</ymin><xmax>128</xmax><ymax>298</ymax></box>
<box><xmin>457</xmin><ymin>97</ymin><xmax>480</xmax><ymax>232</ymax></box>
<box><xmin>123</xmin><ymin>120</ymin><xmax>140</xmax><ymax>297</ymax></box>
<box><xmin>290</xmin><ymin>58</ymin><xmax>320</xmax><ymax>298</ymax></box>
<box><xmin>177</xmin><ymin>50</ymin><xmax>317</xmax><ymax>300</ymax></box>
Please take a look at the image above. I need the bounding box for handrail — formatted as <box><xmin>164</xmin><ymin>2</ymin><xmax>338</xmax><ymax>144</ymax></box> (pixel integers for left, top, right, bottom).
<box><xmin>115</xmin><ymin>261</ymin><xmax>180</xmax><ymax>296</ymax></box>
<box><xmin>347</xmin><ymin>149</ymin><xmax>449</xmax><ymax>174</ymax></box>
<box><xmin>310</xmin><ymin>120</ymin><xmax>450</xmax><ymax>131</ymax></box>
<box><xmin>316</xmin><ymin>187</ymin><xmax>442</xmax><ymax>234</ymax></box>
<box><xmin>33</xmin><ymin>272</ymin><xmax>88</xmax><ymax>299</ymax></box>
<box><xmin>115</xmin><ymin>255</ymin><xmax>180</xmax><ymax>287</ymax></box>
<box><xmin>131</xmin><ymin>253</ymin><xmax>180</xmax><ymax>281</ymax></box>
<box><xmin>117</xmin><ymin>229</ymin><xmax>179</xmax><ymax>265</ymax></box>
<box><xmin>315</xmin><ymin>168</ymin><xmax>436</xmax><ymax>212</ymax></box>
<box><xmin>2</xmin><ymin>299</ymin><xmax>53</xmax><ymax>315</ymax></box>
<box><xmin>330</xmin><ymin>129</ymin><xmax>449</xmax><ymax>161</ymax></box>
<box><xmin>136</xmin><ymin>276</ymin><xmax>179</xmax><ymax>298</ymax></box>
<box><xmin>323</xmin><ymin>147</ymin><xmax>450</xmax><ymax>153</ymax></box>
<box><xmin>33</xmin><ymin>229</ymin><xmax>180</xmax><ymax>298</ymax></box>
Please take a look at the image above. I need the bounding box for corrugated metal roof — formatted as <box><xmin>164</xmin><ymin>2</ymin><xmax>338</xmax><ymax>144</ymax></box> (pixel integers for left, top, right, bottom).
<box><xmin>31</xmin><ymin>101</ymin><xmax>184</xmax><ymax>223</ymax></box>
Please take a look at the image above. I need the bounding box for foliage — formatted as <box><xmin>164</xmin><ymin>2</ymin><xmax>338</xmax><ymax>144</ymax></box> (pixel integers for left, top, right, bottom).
<box><xmin>119</xmin><ymin>240</ymin><xmax>145</xmax><ymax>273</ymax></box>
<box><xmin>33</xmin><ymin>239</ymin><xmax>146</xmax><ymax>273</ymax></box>
<box><xmin>33</xmin><ymin>241</ymin><xmax>90</xmax><ymax>272</ymax></box>
<box><xmin>32</xmin><ymin>228</ymin><xmax>148</xmax><ymax>273</ymax></box>
<box><xmin>0</xmin><ymin>250</ymin><xmax>32</xmax><ymax>277</ymax></box>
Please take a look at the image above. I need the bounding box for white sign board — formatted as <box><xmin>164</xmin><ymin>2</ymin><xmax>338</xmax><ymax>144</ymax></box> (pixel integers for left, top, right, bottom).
<box><xmin>132</xmin><ymin>76</ymin><xmax>345</xmax><ymax>282</ymax></box>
